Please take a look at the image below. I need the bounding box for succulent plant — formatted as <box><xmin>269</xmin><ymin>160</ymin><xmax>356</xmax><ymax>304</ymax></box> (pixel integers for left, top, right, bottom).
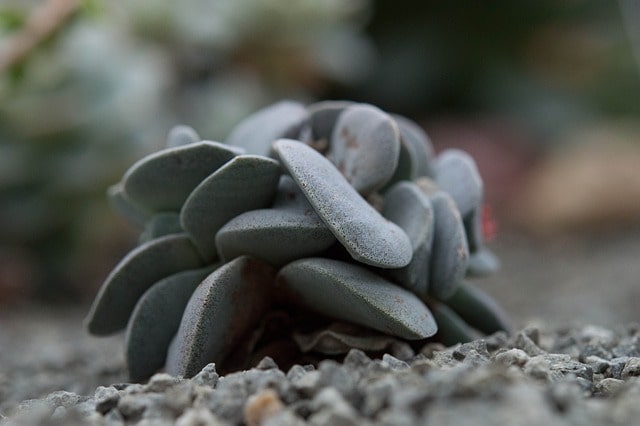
<box><xmin>86</xmin><ymin>100</ymin><xmax>510</xmax><ymax>381</ymax></box>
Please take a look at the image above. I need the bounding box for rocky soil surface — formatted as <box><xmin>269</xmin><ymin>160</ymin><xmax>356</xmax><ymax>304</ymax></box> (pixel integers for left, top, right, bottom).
<box><xmin>1</xmin><ymin>228</ymin><xmax>639</xmax><ymax>425</ymax></box>
<box><xmin>4</xmin><ymin>320</ymin><xmax>640</xmax><ymax>425</ymax></box>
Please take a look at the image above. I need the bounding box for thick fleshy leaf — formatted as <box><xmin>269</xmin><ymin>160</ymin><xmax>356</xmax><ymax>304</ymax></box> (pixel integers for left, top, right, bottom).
<box><xmin>216</xmin><ymin>177</ymin><xmax>335</xmax><ymax>266</ymax></box>
<box><xmin>139</xmin><ymin>212</ymin><xmax>183</xmax><ymax>243</ymax></box>
<box><xmin>181</xmin><ymin>155</ymin><xmax>281</xmax><ymax>260</ymax></box>
<box><xmin>216</xmin><ymin>208</ymin><xmax>336</xmax><ymax>267</ymax></box>
<box><xmin>124</xmin><ymin>266</ymin><xmax>216</xmax><ymax>381</ymax></box>
<box><xmin>225</xmin><ymin>101</ymin><xmax>307</xmax><ymax>157</ymax></box>
<box><xmin>428</xmin><ymin>191</ymin><xmax>469</xmax><ymax>299</ymax></box>
<box><xmin>434</xmin><ymin>149</ymin><xmax>483</xmax><ymax>218</ymax></box>
<box><xmin>123</xmin><ymin>141</ymin><xmax>242</xmax><ymax>212</ymax></box>
<box><xmin>277</xmin><ymin>258</ymin><xmax>437</xmax><ymax>340</ymax></box>
<box><xmin>467</xmin><ymin>248</ymin><xmax>500</xmax><ymax>277</ymax></box>
<box><xmin>382</xmin><ymin>181</ymin><xmax>434</xmax><ymax>297</ymax></box>
<box><xmin>107</xmin><ymin>183</ymin><xmax>150</xmax><ymax>227</ymax></box>
<box><xmin>166</xmin><ymin>125</ymin><xmax>200</xmax><ymax>148</ymax></box>
<box><xmin>271</xmin><ymin>174</ymin><xmax>313</xmax><ymax>209</ymax></box>
<box><xmin>298</xmin><ymin>100</ymin><xmax>353</xmax><ymax>153</ymax></box>
<box><xmin>327</xmin><ymin>104</ymin><xmax>400</xmax><ymax>195</ymax></box>
<box><xmin>444</xmin><ymin>281</ymin><xmax>511</xmax><ymax>335</ymax></box>
<box><xmin>429</xmin><ymin>301</ymin><xmax>480</xmax><ymax>346</ymax></box>
<box><xmin>392</xmin><ymin>114</ymin><xmax>435</xmax><ymax>178</ymax></box>
<box><xmin>86</xmin><ymin>234</ymin><xmax>206</xmax><ymax>335</ymax></box>
<box><xmin>464</xmin><ymin>206</ymin><xmax>483</xmax><ymax>253</ymax></box>
<box><xmin>274</xmin><ymin>139</ymin><xmax>412</xmax><ymax>268</ymax></box>
<box><xmin>166</xmin><ymin>256</ymin><xmax>276</xmax><ymax>377</ymax></box>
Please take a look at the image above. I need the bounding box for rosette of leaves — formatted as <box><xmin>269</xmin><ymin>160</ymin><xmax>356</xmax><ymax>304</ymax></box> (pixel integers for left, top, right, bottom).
<box><xmin>86</xmin><ymin>100</ymin><xmax>510</xmax><ymax>381</ymax></box>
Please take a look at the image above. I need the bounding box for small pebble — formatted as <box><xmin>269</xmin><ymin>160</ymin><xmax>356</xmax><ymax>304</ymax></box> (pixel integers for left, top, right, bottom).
<box><xmin>493</xmin><ymin>348</ymin><xmax>530</xmax><ymax>366</ymax></box>
<box><xmin>192</xmin><ymin>363</ymin><xmax>220</xmax><ymax>388</ymax></box>
<box><xmin>595</xmin><ymin>378</ymin><xmax>625</xmax><ymax>395</ymax></box>
<box><xmin>621</xmin><ymin>357</ymin><xmax>640</xmax><ymax>379</ymax></box>
<box><xmin>243</xmin><ymin>389</ymin><xmax>284</xmax><ymax>426</ymax></box>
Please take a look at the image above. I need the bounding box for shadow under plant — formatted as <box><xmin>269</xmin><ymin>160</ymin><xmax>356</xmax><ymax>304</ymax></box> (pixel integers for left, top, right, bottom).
<box><xmin>85</xmin><ymin>101</ymin><xmax>510</xmax><ymax>381</ymax></box>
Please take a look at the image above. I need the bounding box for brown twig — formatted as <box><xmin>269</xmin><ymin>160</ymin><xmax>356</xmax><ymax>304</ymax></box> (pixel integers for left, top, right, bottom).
<box><xmin>0</xmin><ymin>0</ymin><xmax>80</xmax><ymax>72</ymax></box>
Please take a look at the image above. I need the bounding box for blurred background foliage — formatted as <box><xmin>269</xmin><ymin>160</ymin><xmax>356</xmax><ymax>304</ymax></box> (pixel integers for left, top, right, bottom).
<box><xmin>0</xmin><ymin>0</ymin><xmax>639</xmax><ymax>303</ymax></box>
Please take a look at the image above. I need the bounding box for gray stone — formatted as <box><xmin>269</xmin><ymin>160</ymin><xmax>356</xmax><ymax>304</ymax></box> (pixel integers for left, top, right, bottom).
<box><xmin>613</xmin><ymin>335</ymin><xmax>640</xmax><ymax>358</ymax></box>
<box><xmin>595</xmin><ymin>378</ymin><xmax>625</xmax><ymax>395</ymax></box>
<box><xmin>547</xmin><ymin>379</ymin><xmax>584</xmax><ymax>413</ymax></box>
<box><xmin>493</xmin><ymin>348</ymin><xmax>530</xmax><ymax>367</ymax></box>
<box><xmin>343</xmin><ymin>349</ymin><xmax>372</xmax><ymax>369</ymax></box>
<box><xmin>308</xmin><ymin>387</ymin><xmax>360</xmax><ymax>426</ymax></box>
<box><xmin>453</xmin><ymin>340</ymin><xmax>490</xmax><ymax>361</ymax></box>
<box><xmin>146</xmin><ymin>373</ymin><xmax>183</xmax><ymax>393</ymax></box>
<box><xmin>286</xmin><ymin>365</ymin><xmax>312</xmax><ymax>382</ymax></box>
<box><xmin>94</xmin><ymin>386</ymin><xmax>120</xmax><ymax>414</ymax></box>
<box><xmin>485</xmin><ymin>331</ymin><xmax>509</xmax><ymax>351</ymax></box>
<box><xmin>377</xmin><ymin>407</ymin><xmax>418</xmax><ymax>426</ymax></box>
<box><xmin>263</xmin><ymin>409</ymin><xmax>307</xmax><ymax>426</ymax></box>
<box><xmin>204</xmin><ymin>377</ymin><xmax>248</xmax><ymax>424</ymax></box>
<box><xmin>256</xmin><ymin>357</ymin><xmax>279</xmax><ymax>371</ymax></box>
<box><xmin>583</xmin><ymin>355</ymin><xmax>610</xmax><ymax>375</ymax></box>
<box><xmin>514</xmin><ymin>331</ymin><xmax>544</xmax><ymax>356</ymax></box>
<box><xmin>610</xmin><ymin>357</ymin><xmax>630</xmax><ymax>379</ymax></box>
<box><xmin>192</xmin><ymin>363</ymin><xmax>219</xmax><ymax>388</ymax></box>
<box><xmin>360</xmin><ymin>375</ymin><xmax>394</xmax><ymax>417</ymax></box>
<box><xmin>290</xmin><ymin>369</ymin><xmax>321</xmax><ymax>397</ymax></box>
<box><xmin>317</xmin><ymin>360</ymin><xmax>360</xmax><ymax>405</ymax></box>
<box><xmin>381</xmin><ymin>354</ymin><xmax>409</xmax><ymax>371</ymax></box>
<box><xmin>175</xmin><ymin>408</ymin><xmax>229</xmax><ymax>426</ymax></box>
<box><xmin>45</xmin><ymin>390</ymin><xmax>87</xmax><ymax>408</ymax></box>
<box><xmin>621</xmin><ymin>357</ymin><xmax>640</xmax><ymax>379</ymax></box>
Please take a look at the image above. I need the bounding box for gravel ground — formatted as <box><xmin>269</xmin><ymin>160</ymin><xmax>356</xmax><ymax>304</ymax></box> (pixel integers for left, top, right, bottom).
<box><xmin>1</xmin><ymin>229</ymin><xmax>639</xmax><ymax>425</ymax></box>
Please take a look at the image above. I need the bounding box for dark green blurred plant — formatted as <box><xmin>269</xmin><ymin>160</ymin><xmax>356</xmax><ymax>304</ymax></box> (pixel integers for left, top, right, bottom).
<box><xmin>0</xmin><ymin>0</ymin><xmax>374</xmax><ymax>301</ymax></box>
<box><xmin>350</xmin><ymin>1</ymin><xmax>640</xmax><ymax>141</ymax></box>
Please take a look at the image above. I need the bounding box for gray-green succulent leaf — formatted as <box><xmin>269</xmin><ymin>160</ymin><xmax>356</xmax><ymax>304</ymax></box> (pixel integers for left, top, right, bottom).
<box><xmin>86</xmin><ymin>233</ymin><xmax>206</xmax><ymax>335</ymax></box>
<box><xmin>165</xmin><ymin>256</ymin><xmax>276</xmax><ymax>378</ymax></box>
<box><xmin>276</xmin><ymin>258</ymin><xmax>438</xmax><ymax>340</ymax></box>
<box><xmin>139</xmin><ymin>212</ymin><xmax>183</xmax><ymax>244</ymax></box>
<box><xmin>166</xmin><ymin>125</ymin><xmax>200</xmax><ymax>148</ymax></box>
<box><xmin>180</xmin><ymin>154</ymin><xmax>281</xmax><ymax>261</ymax></box>
<box><xmin>125</xmin><ymin>266</ymin><xmax>217</xmax><ymax>381</ymax></box>
<box><xmin>122</xmin><ymin>141</ymin><xmax>241</xmax><ymax>212</ymax></box>
<box><xmin>382</xmin><ymin>181</ymin><xmax>435</xmax><ymax>297</ymax></box>
<box><xmin>225</xmin><ymin>100</ymin><xmax>308</xmax><ymax>157</ymax></box>
<box><xmin>327</xmin><ymin>104</ymin><xmax>401</xmax><ymax>195</ymax></box>
<box><xmin>274</xmin><ymin>139</ymin><xmax>413</xmax><ymax>268</ymax></box>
